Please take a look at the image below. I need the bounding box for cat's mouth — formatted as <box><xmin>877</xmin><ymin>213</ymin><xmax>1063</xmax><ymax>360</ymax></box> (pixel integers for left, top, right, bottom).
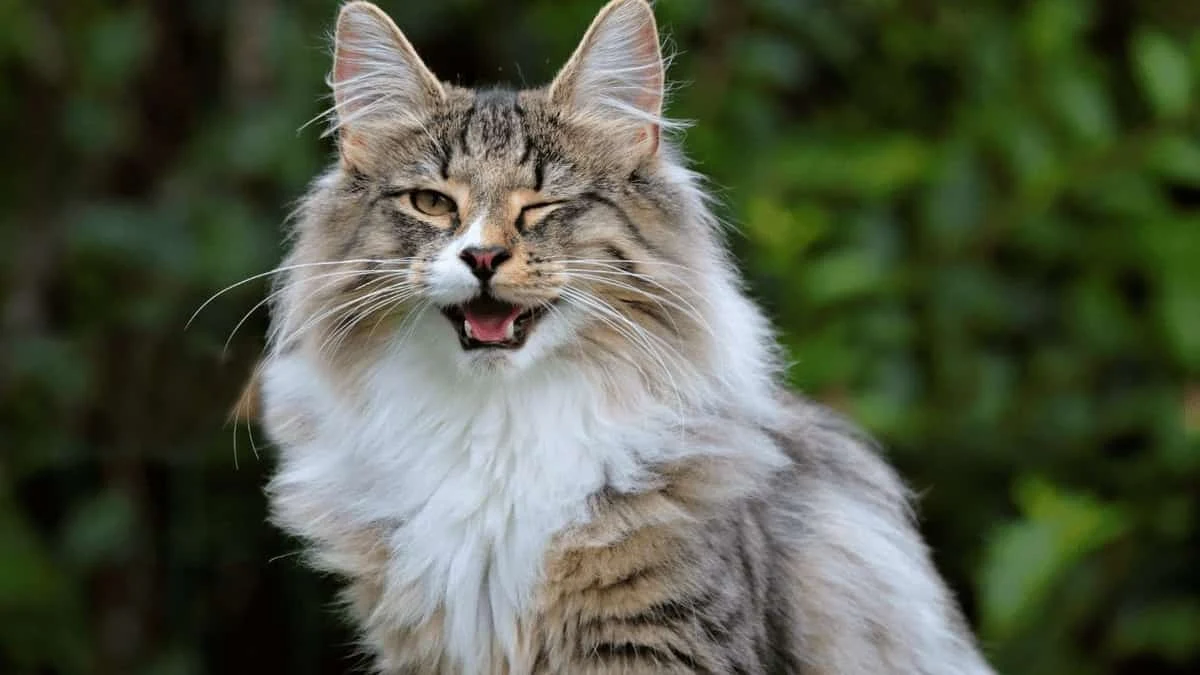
<box><xmin>440</xmin><ymin>295</ymin><xmax>549</xmax><ymax>350</ymax></box>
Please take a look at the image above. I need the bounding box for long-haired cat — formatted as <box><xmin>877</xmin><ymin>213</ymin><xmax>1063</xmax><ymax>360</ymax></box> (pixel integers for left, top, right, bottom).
<box><xmin>251</xmin><ymin>1</ymin><xmax>996</xmax><ymax>672</ymax></box>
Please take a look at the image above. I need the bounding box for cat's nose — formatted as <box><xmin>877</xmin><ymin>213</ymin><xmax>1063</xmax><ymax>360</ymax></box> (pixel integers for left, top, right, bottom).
<box><xmin>459</xmin><ymin>246</ymin><xmax>512</xmax><ymax>282</ymax></box>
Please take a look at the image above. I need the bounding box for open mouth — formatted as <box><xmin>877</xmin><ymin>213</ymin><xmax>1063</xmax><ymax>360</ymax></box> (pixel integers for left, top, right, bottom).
<box><xmin>440</xmin><ymin>295</ymin><xmax>548</xmax><ymax>350</ymax></box>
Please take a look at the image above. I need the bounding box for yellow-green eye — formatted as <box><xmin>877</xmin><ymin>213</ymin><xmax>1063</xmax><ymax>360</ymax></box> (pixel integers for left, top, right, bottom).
<box><xmin>410</xmin><ymin>189</ymin><xmax>456</xmax><ymax>216</ymax></box>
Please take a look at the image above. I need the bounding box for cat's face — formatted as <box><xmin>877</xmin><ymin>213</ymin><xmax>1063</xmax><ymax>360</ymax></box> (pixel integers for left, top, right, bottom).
<box><xmin>275</xmin><ymin>0</ymin><xmax>712</xmax><ymax>376</ymax></box>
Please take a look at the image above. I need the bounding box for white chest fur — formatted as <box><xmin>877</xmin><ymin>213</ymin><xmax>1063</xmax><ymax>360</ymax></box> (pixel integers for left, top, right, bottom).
<box><xmin>261</xmin><ymin>323</ymin><xmax>672</xmax><ymax>672</ymax></box>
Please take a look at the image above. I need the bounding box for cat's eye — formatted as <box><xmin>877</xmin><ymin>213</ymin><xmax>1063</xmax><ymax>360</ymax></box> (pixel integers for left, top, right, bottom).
<box><xmin>410</xmin><ymin>189</ymin><xmax>456</xmax><ymax>217</ymax></box>
<box><xmin>517</xmin><ymin>201</ymin><xmax>566</xmax><ymax>230</ymax></box>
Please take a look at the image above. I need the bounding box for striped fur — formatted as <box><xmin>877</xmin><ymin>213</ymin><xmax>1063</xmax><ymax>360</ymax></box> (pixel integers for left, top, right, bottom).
<box><xmin>255</xmin><ymin>2</ymin><xmax>996</xmax><ymax>673</ymax></box>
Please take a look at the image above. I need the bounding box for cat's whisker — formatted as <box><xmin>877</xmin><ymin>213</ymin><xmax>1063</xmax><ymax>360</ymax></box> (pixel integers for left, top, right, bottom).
<box><xmin>224</xmin><ymin>268</ymin><xmax>408</xmax><ymax>356</ymax></box>
<box><xmin>558</xmin><ymin>269</ymin><xmax>709</xmax><ymax>337</ymax></box>
<box><xmin>559</xmin><ymin>287</ymin><xmax>682</xmax><ymax>369</ymax></box>
<box><xmin>276</xmin><ymin>274</ymin><xmax>412</xmax><ymax>353</ymax></box>
<box><xmin>557</xmin><ymin>289</ymin><xmax>657</xmax><ymax>396</ymax></box>
<box><xmin>189</xmin><ymin>257</ymin><xmax>419</xmax><ymax>329</ymax></box>
<box><xmin>562</xmin><ymin>290</ymin><xmax>689</xmax><ymax>436</ymax></box>
<box><xmin>564</xmin><ymin>308</ymin><xmax>654</xmax><ymax>396</ymax></box>
<box><xmin>556</xmin><ymin>258</ymin><xmax>713</xmax><ymax>311</ymax></box>
<box><xmin>558</xmin><ymin>286</ymin><xmax>690</xmax><ymax>424</ymax></box>
<box><xmin>309</xmin><ymin>282</ymin><xmax>419</xmax><ymax>358</ymax></box>
<box><xmin>391</xmin><ymin>300</ymin><xmax>432</xmax><ymax>354</ymax></box>
<box><xmin>561</xmin><ymin>286</ymin><xmax>693</xmax><ymax>374</ymax></box>
<box><xmin>365</xmin><ymin>290</ymin><xmax>419</xmax><ymax>341</ymax></box>
<box><xmin>334</xmin><ymin>285</ymin><xmax>421</xmax><ymax>347</ymax></box>
<box><xmin>553</xmin><ymin>255</ymin><xmax>696</xmax><ymax>272</ymax></box>
<box><xmin>282</xmin><ymin>276</ymin><xmax>415</xmax><ymax>352</ymax></box>
<box><xmin>557</xmin><ymin>259</ymin><xmax>714</xmax><ymax>320</ymax></box>
<box><xmin>320</xmin><ymin>286</ymin><xmax>421</xmax><ymax>358</ymax></box>
<box><xmin>555</xmin><ymin>257</ymin><xmax>703</xmax><ymax>295</ymax></box>
<box><xmin>246</xmin><ymin>407</ymin><xmax>262</xmax><ymax>461</ymax></box>
<box><xmin>315</xmin><ymin>282</ymin><xmax>413</xmax><ymax>356</ymax></box>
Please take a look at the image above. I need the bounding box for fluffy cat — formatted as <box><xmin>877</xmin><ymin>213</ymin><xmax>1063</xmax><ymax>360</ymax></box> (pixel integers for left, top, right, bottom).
<box><xmin>251</xmin><ymin>1</ymin><xmax>997</xmax><ymax>672</ymax></box>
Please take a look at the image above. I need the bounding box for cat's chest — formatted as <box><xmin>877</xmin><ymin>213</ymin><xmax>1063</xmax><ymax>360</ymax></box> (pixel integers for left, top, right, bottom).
<box><xmin>264</xmin><ymin>353</ymin><xmax>664</xmax><ymax>671</ymax></box>
<box><xmin>279</xmin><ymin>392</ymin><xmax>624</xmax><ymax>670</ymax></box>
<box><xmin>371</xmin><ymin>423</ymin><xmax>603</xmax><ymax>615</ymax></box>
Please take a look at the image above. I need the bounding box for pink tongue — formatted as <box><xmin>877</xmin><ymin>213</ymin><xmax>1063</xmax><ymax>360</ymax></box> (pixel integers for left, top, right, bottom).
<box><xmin>464</xmin><ymin>306</ymin><xmax>522</xmax><ymax>343</ymax></box>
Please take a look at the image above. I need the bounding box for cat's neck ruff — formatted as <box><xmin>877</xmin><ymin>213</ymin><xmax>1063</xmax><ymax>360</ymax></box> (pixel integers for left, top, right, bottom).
<box><xmin>265</xmin><ymin>310</ymin><xmax>737</xmax><ymax>671</ymax></box>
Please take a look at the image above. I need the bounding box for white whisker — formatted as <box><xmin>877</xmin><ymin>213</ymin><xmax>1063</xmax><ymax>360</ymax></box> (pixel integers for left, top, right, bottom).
<box><xmin>224</xmin><ymin>268</ymin><xmax>411</xmax><ymax>355</ymax></box>
<box><xmin>558</xmin><ymin>269</ymin><xmax>711</xmax><ymax>337</ymax></box>
<box><xmin>302</xmin><ymin>281</ymin><xmax>418</xmax><ymax>357</ymax></box>
<box><xmin>273</xmin><ymin>272</ymin><xmax>413</xmax><ymax>353</ymax></box>
<box><xmin>319</xmin><ymin>285</ymin><xmax>420</xmax><ymax>359</ymax></box>
<box><xmin>557</xmin><ymin>286</ymin><xmax>690</xmax><ymax>428</ymax></box>
<box><xmin>188</xmin><ymin>257</ymin><xmax>419</xmax><ymax>329</ymax></box>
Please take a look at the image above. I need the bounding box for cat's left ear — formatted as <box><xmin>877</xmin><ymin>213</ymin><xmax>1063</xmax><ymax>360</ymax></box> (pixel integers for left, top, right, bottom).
<box><xmin>549</xmin><ymin>0</ymin><xmax>665</xmax><ymax>156</ymax></box>
<box><xmin>330</xmin><ymin>2</ymin><xmax>444</xmax><ymax>168</ymax></box>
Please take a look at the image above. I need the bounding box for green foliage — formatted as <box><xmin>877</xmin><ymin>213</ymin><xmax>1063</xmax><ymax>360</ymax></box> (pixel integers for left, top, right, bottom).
<box><xmin>1</xmin><ymin>1</ymin><xmax>1197</xmax><ymax>673</ymax></box>
<box><xmin>980</xmin><ymin>477</ymin><xmax>1130</xmax><ymax>643</ymax></box>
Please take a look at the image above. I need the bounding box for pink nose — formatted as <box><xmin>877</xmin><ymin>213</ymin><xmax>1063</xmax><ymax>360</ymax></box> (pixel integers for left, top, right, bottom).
<box><xmin>459</xmin><ymin>246</ymin><xmax>512</xmax><ymax>281</ymax></box>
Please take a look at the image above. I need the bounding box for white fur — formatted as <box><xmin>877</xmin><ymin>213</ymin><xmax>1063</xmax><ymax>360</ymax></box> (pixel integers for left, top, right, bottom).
<box><xmin>263</xmin><ymin>248</ymin><xmax>784</xmax><ymax>673</ymax></box>
<box><xmin>423</xmin><ymin>212</ymin><xmax>489</xmax><ymax>309</ymax></box>
<box><xmin>267</xmin><ymin>337</ymin><xmax>637</xmax><ymax>671</ymax></box>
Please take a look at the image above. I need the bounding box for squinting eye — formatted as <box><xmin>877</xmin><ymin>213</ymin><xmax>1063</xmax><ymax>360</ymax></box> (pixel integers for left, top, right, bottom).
<box><xmin>410</xmin><ymin>189</ymin><xmax>456</xmax><ymax>216</ymax></box>
<box><xmin>517</xmin><ymin>202</ymin><xmax>566</xmax><ymax>230</ymax></box>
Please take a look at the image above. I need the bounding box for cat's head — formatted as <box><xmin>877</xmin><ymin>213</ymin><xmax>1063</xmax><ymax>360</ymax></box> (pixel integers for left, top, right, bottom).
<box><xmin>268</xmin><ymin>0</ymin><xmax>742</xmax><ymax>384</ymax></box>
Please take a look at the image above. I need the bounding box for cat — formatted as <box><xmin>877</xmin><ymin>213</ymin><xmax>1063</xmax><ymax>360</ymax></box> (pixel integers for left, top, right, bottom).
<box><xmin>249</xmin><ymin>1</ymin><xmax>997</xmax><ymax>672</ymax></box>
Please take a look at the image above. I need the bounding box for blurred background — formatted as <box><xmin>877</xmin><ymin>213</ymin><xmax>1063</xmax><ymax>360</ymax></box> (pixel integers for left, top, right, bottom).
<box><xmin>1</xmin><ymin>0</ymin><xmax>1197</xmax><ymax>673</ymax></box>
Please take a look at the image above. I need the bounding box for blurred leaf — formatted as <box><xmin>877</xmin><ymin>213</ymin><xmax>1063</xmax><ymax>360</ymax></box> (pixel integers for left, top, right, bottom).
<box><xmin>0</xmin><ymin>494</ymin><xmax>60</xmax><ymax>606</ymax></box>
<box><xmin>1002</xmin><ymin>115</ymin><xmax>1061</xmax><ymax>195</ymax></box>
<box><xmin>141</xmin><ymin>648</ymin><xmax>201</xmax><ymax>675</ymax></box>
<box><xmin>735</xmin><ymin>33</ymin><xmax>808</xmax><ymax>87</ymax></box>
<box><xmin>1112</xmin><ymin>600</ymin><xmax>1200</xmax><ymax>664</ymax></box>
<box><xmin>1045</xmin><ymin>67</ymin><xmax>1115</xmax><ymax>147</ymax></box>
<box><xmin>771</xmin><ymin>136</ymin><xmax>932</xmax><ymax>197</ymax></box>
<box><xmin>1147</xmin><ymin>134</ymin><xmax>1200</xmax><ymax>185</ymax></box>
<box><xmin>979</xmin><ymin>477</ymin><xmax>1130</xmax><ymax>640</ymax></box>
<box><xmin>1025</xmin><ymin>0</ymin><xmax>1092</xmax><ymax>60</ymax></box>
<box><xmin>802</xmin><ymin>249</ymin><xmax>889</xmax><ymax>305</ymax></box>
<box><xmin>1139</xmin><ymin>217</ymin><xmax>1200</xmax><ymax>370</ymax></box>
<box><xmin>7</xmin><ymin>335</ymin><xmax>92</xmax><ymax>406</ymax></box>
<box><xmin>1133</xmin><ymin>29</ymin><xmax>1193</xmax><ymax>119</ymax></box>
<box><xmin>62</xmin><ymin>96</ymin><xmax>129</xmax><ymax>158</ymax></box>
<box><xmin>61</xmin><ymin>490</ymin><xmax>138</xmax><ymax>570</ymax></box>
<box><xmin>80</xmin><ymin>7</ymin><xmax>150</xmax><ymax>91</ymax></box>
<box><xmin>744</xmin><ymin>197</ymin><xmax>828</xmax><ymax>273</ymax></box>
<box><xmin>922</xmin><ymin>145</ymin><xmax>985</xmax><ymax>246</ymax></box>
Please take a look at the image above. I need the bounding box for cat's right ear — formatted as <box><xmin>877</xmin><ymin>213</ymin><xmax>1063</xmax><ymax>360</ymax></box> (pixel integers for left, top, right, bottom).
<box><xmin>549</xmin><ymin>0</ymin><xmax>665</xmax><ymax>157</ymax></box>
<box><xmin>330</xmin><ymin>2</ymin><xmax>443</xmax><ymax>168</ymax></box>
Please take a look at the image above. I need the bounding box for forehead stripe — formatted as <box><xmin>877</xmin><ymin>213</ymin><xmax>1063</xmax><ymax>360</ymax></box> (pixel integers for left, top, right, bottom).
<box><xmin>513</xmin><ymin>103</ymin><xmax>533</xmax><ymax>166</ymax></box>
<box><xmin>458</xmin><ymin>103</ymin><xmax>476</xmax><ymax>157</ymax></box>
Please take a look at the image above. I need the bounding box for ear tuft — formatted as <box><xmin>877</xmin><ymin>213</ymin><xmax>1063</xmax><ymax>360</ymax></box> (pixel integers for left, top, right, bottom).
<box><xmin>549</xmin><ymin>0</ymin><xmax>666</xmax><ymax>155</ymax></box>
<box><xmin>329</xmin><ymin>2</ymin><xmax>443</xmax><ymax>163</ymax></box>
